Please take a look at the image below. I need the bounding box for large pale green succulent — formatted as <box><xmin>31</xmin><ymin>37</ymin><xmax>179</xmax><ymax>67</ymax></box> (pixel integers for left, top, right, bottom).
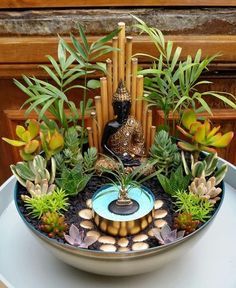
<box><xmin>182</xmin><ymin>151</ymin><xmax>228</xmax><ymax>185</ymax></box>
<box><xmin>10</xmin><ymin>155</ymin><xmax>56</xmax><ymax>187</ymax></box>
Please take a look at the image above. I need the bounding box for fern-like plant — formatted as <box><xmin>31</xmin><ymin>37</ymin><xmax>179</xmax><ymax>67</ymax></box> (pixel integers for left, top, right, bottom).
<box><xmin>157</xmin><ymin>166</ymin><xmax>191</xmax><ymax>196</ymax></box>
<box><xmin>150</xmin><ymin>130</ymin><xmax>181</xmax><ymax>175</ymax></box>
<box><xmin>174</xmin><ymin>190</ymin><xmax>214</xmax><ymax>222</ymax></box>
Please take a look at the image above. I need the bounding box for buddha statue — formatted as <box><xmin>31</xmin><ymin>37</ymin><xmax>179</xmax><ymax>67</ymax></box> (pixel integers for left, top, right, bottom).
<box><xmin>102</xmin><ymin>81</ymin><xmax>146</xmax><ymax>167</ymax></box>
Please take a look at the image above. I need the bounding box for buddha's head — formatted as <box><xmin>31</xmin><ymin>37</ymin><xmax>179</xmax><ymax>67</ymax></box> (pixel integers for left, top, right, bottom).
<box><xmin>112</xmin><ymin>81</ymin><xmax>131</xmax><ymax>122</ymax></box>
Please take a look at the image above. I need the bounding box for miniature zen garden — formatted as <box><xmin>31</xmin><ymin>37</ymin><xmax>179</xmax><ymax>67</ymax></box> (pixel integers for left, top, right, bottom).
<box><xmin>2</xmin><ymin>17</ymin><xmax>236</xmax><ymax>273</ymax></box>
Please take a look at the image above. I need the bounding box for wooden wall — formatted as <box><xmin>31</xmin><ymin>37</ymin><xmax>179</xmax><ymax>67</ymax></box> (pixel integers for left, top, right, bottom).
<box><xmin>0</xmin><ymin>8</ymin><xmax>236</xmax><ymax>184</ymax></box>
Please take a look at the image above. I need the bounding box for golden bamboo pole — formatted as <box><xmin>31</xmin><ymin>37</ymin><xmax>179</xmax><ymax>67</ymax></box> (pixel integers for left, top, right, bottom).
<box><xmin>112</xmin><ymin>37</ymin><xmax>118</xmax><ymax>93</ymax></box>
<box><xmin>146</xmin><ymin>109</ymin><xmax>153</xmax><ymax>153</ymax></box>
<box><xmin>136</xmin><ymin>75</ymin><xmax>144</xmax><ymax>123</ymax></box>
<box><xmin>131</xmin><ymin>58</ymin><xmax>138</xmax><ymax>117</ymax></box>
<box><xmin>106</xmin><ymin>58</ymin><xmax>113</xmax><ymax>120</ymax></box>
<box><xmin>87</xmin><ymin>127</ymin><xmax>94</xmax><ymax>148</ymax></box>
<box><xmin>125</xmin><ymin>36</ymin><xmax>132</xmax><ymax>93</ymax></box>
<box><xmin>94</xmin><ymin>96</ymin><xmax>103</xmax><ymax>152</ymax></box>
<box><xmin>91</xmin><ymin>111</ymin><xmax>99</xmax><ymax>151</ymax></box>
<box><xmin>118</xmin><ymin>22</ymin><xmax>125</xmax><ymax>82</ymax></box>
<box><xmin>142</xmin><ymin>98</ymin><xmax>148</xmax><ymax>139</ymax></box>
<box><xmin>100</xmin><ymin>77</ymin><xmax>109</xmax><ymax>128</ymax></box>
<box><xmin>150</xmin><ymin>126</ymin><xmax>156</xmax><ymax>148</ymax></box>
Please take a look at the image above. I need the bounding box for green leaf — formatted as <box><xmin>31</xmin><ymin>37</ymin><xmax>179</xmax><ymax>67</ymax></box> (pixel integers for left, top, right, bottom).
<box><xmin>78</xmin><ymin>24</ymin><xmax>90</xmax><ymax>53</ymax></box>
<box><xmin>91</xmin><ymin>28</ymin><xmax>120</xmax><ymax>51</ymax></box>
<box><xmin>46</xmin><ymin>55</ymin><xmax>62</xmax><ymax>78</ymax></box>
<box><xmin>87</xmin><ymin>79</ymin><xmax>100</xmax><ymax>89</ymax></box>
<box><xmin>39</xmin><ymin>65</ymin><xmax>61</xmax><ymax>86</ymax></box>
<box><xmin>39</xmin><ymin>98</ymin><xmax>56</xmax><ymax>120</ymax></box>
<box><xmin>196</xmin><ymin>95</ymin><xmax>213</xmax><ymax>115</ymax></box>
<box><xmin>70</xmin><ymin>33</ymin><xmax>88</xmax><ymax>60</ymax></box>
<box><xmin>203</xmin><ymin>92</ymin><xmax>236</xmax><ymax>110</ymax></box>
<box><xmin>58</xmin><ymin>39</ymin><xmax>66</xmax><ymax>70</ymax></box>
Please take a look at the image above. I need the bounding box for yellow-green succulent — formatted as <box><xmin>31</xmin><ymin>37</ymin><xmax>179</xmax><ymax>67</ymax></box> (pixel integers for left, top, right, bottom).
<box><xmin>2</xmin><ymin>119</ymin><xmax>40</xmax><ymax>161</ymax></box>
<box><xmin>177</xmin><ymin>110</ymin><xmax>234</xmax><ymax>160</ymax></box>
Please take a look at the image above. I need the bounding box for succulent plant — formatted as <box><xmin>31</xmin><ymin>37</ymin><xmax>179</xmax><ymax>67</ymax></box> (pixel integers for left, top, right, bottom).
<box><xmin>24</xmin><ymin>188</ymin><xmax>69</xmax><ymax>218</ymax></box>
<box><xmin>157</xmin><ymin>166</ymin><xmax>191</xmax><ymax>196</ymax></box>
<box><xmin>189</xmin><ymin>176</ymin><xmax>222</xmax><ymax>204</ymax></box>
<box><xmin>150</xmin><ymin>130</ymin><xmax>181</xmax><ymax>175</ymax></box>
<box><xmin>177</xmin><ymin>110</ymin><xmax>234</xmax><ymax>161</ymax></box>
<box><xmin>40</xmin><ymin>122</ymin><xmax>64</xmax><ymax>160</ymax></box>
<box><xmin>64</xmin><ymin>224</ymin><xmax>97</xmax><ymax>248</ymax></box>
<box><xmin>56</xmin><ymin>147</ymin><xmax>97</xmax><ymax>196</ymax></box>
<box><xmin>173</xmin><ymin>213</ymin><xmax>200</xmax><ymax>235</ymax></box>
<box><xmin>182</xmin><ymin>151</ymin><xmax>228</xmax><ymax>185</ymax></box>
<box><xmin>39</xmin><ymin>211</ymin><xmax>68</xmax><ymax>238</ymax></box>
<box><xmin>2</xmin><ymin>119</ymin><xmax>40</xmax><ymax>161</ymax></box>
<box><xmin>10</xmin><ymin>155</ymin><xmax>56</xmax><ymax>187</ymax></box>
<box><xmin>21</xmin><ymin>179</ymin><xmax>56</xmax><ymax>201</ymax></box>
<box><xmin>175</xmin><ymin>190</ymin><xmax>214</xmax><ymax>222</ymax></box>
<box><xmin>152</xmin><ymin>224</ymin><xmax>185</xmax><ymax>245</ymax></box>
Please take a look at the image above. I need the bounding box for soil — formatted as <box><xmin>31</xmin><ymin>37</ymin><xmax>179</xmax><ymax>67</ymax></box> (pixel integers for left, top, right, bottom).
<box><xmin>16</xmin><ymin>174</ymin><xmax>222</xmax><ymax>251</ymax></box>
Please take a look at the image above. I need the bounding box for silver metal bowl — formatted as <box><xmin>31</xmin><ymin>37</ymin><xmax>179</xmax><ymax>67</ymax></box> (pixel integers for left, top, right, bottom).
<box><xmin>14</xmin><ymin>181</ymin><xmax>224</xmax><ymax>276</ymax></box>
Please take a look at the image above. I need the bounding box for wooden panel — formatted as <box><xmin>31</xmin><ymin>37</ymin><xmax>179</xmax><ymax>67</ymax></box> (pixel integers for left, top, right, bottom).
<box><xmin>1</xmin><ymin>35</ymin><xmax>236</xmax><ymax>64</ymax></box>
<box><xmin>0</xmin><ymin>0</ymin><xmax>236</xmax><ymax>8</ymax></box>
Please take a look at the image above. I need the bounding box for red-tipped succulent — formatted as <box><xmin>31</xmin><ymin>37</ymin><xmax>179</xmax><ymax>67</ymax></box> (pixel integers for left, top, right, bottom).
<box><xmin>173</xmin><ymin>213</ymin><xmax>200</xmax><ymax>235</ymax></box>
<box><xmin>177</xmin><ymin>110</ymin><xmax>234</xmax><ymax>160</ymax></box>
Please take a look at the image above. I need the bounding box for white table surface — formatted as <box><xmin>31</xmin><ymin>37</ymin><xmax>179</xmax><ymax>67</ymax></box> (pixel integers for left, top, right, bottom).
<box><xmin>0</xmin><ymin>162</ymin><xmax>236</xmax><ymax>288</ymax></box>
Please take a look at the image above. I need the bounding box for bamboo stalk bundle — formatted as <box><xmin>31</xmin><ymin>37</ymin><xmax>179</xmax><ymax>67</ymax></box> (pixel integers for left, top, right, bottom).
<box><xmin>136</xmin><ymin>75</ymin><xmax>144</xmax><ymax>123</ymax></box>
<box><xmin>131</xmin><ymin>58</ymin><xmax>138</xmax><ymax>117</ymax></box>
<box><xmin>118</xmin><ymin>22</ymin><xmax>125</xmax><ymax>82</ymax></box>
<box><xmin>112</xmin><ymin>37</ymin><xmax>118</xmax><ymax>93</ymax></box>
<box><xmin>100</xmin><ymin>77</ymin><xmax>109</xmax><ymax>127</ymax></box>
<box><xmin>125</xmin><ymin>36</ymin><xmax>133</xmax><ymax>93</ymax></box>
<box><xmin>150</xmin><ymin>126</ymin><xmax>156</xmax><ymax>147</ymax></box>
<box><xmin>91</xmin><ymin>111</ymin><xmax>99</xmax><ymax>151</ymax></box>
<box><xmin>106</xmin><ymin>58</ymin><xmax>113</xmax><ymax>120</ymax></box>
<box><xmin>94</xmin><ymin>96</ymin><xmax>103</xmax><ymax>151</ymax></box>
<box><xmin>87</xmin><ymin>127</ymin><xmax>93</xmax><ymax>148</ymax></box>
<box><xmin>146</xmin><ymin>109</ymin><xmax>153</xmax><ymax>153</ymax></box>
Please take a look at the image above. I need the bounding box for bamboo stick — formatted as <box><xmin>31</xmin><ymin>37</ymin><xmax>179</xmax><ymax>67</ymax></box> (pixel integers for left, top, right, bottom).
<box><xmin>131</xmin><ymin>58</ymin><xmax>138</xmax><ymax>117</ymax></box>
<box><xmin>112</xmin><ymin>37</ymin><xmax>118</xmax><ymax>93</ymax></box>
<box><xmin>125</xmin><ymin>36</ymin><xmax>132</xmax><ymax>93</ymax></box>
<box><xmin>87</xmin><ymin>127</ymin><xmax>94</xmax><ymax>148</ymax></box>
<box><xmin>146</xmin><ymin>109</ymin><xmax>153</xmax><ymax>153</ymax></box>
<box><xmin>91</xmin><ymin>111</ymin><xmax>99</xmax><ymax>151</ymax></box>
<box><xmin>136</xmin><ymin>75</ymin><xmax>144</xmax><ymax>123</ymax></box>
<box><xmin>142</xmin><ymin>98</ymin><xmax>148</xmax><ymax>139</ymax></box>
<box><xmin>118</xmin><ymin>22</ymin><xmax>125</xmax><ymax>82</ymax></box>
<box><xmin>94</xmin><ymin>96</ymin><xmax>103</xmax><ymax>152</ymax></box>
<box><xmin>150</xmin><ymin>126</ymin><xmax>156</xmax><ymax>147</ymax></box>
<box><xmin>106</xmin><ymin>58</ymin><xmax>113</xmax><ymax>120</ymax></box>
<box><xmin>100</xmin><ymin>77</ymin><xmax>109</xmax><ymax>128</ymax></box>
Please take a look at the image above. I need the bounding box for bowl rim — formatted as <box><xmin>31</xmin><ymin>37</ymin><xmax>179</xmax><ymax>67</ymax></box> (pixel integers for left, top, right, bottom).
<box><xmin>14</xmin><ymin>179</ymin><xmax>225</xmax><ymax>259</ymax></box>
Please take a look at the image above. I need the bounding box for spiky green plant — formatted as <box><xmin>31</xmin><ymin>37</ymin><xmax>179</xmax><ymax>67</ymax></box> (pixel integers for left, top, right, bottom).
<box><xmin>150</xmin><ymin>130</ymin><xmax>181</xmax><ymax>175</ymax></box>
<box><xmin>174</xmin><ymin>190</ymin><xmax>214</xmax><ymax>222</ymax></box>
<box><xmin>157</xmin><ymin>166</ymin><xmax>191</xmax><ymax>196</ymax></box>
<box><xmin>56</xmin><ymin>147</ymin><xmax>97</xmax><ymax>195</ymax></box>
<box><xmin>39</xmin><ymin>211</ymin><xmax>68</xmax><ymax>238</ymax></box>
<box><xmin>24</xmin><ymin>188</ymin><xmax>69</xmax><ymax>218</ymax></box>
